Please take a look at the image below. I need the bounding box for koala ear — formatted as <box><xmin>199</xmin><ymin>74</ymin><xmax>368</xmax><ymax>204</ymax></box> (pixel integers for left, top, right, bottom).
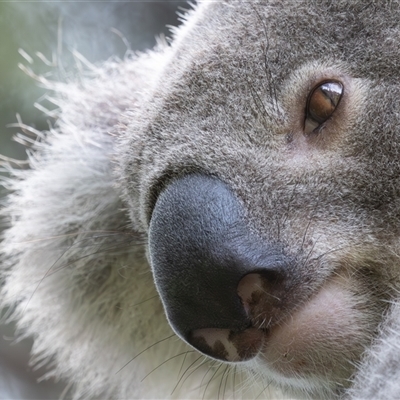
<box><xmin>0</xmin><ymin>49</ymin><xmax>182</xmax><ymax>399</ymax></box>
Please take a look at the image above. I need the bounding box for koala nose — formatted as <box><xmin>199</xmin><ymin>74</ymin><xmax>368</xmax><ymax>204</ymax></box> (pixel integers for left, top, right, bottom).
<box><xmin>149</xmin><ymin>174</ymin><xmax>287</xmax><ymax>362</ymax></box>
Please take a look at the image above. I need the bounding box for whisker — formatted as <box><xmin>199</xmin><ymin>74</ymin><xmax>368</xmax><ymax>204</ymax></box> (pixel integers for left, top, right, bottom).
<box><xmin>203</xmin><ymin>363</ymin><xmax>223</xmax><ymax>400</ymax></box>
<box><xmin>198</xmin><ymin>360</ymin><xmax>219</xmax><ymax>391</ymax></box>
<box><xmin>255</xmin><ymin>381</ymin><xmax>273</xmax><ymax>399</ymax></box>
<box><xmin>218</xmin><ymin>364</ymin><xmax>229</xmax><ymax>400</ymax></box>
<box><xmin>129</xmin><ymin>295</ymin><xmax>159</xmax><ymax>308</ymax></box>
<box><xmin>11</xmin><ymin>229</ymin><xmax>138</xmax><ymax>245</ymax></box>
<box><xmin>177</xmin><ymin>347</ymin><xmax>191</xmax><ymax>378</ymax></box>
<box><xmin>232</xmin><ymin>365</ymin><xmax>237</xmax><ymax>400</ymax></box>
<box><xmin>22</xmin><ymin>239</ymin><xmax>76</xmax><ymax>314</ymax></box>
<box><xmin>140</xmin><ymin>351</ymin><xmax>195</xmax><ymax>382</ymax></box>
<box><xmin>115</xmin><ymin>334</ymin><xmax>176</xmax><ymax>374</ymax></box>
<box><xmin>171</xmin><ymin>354</ymin><xmax>204</xmax><ymax>395</ymax></box>
<box><xmin>222</xmin><ymin>364</ymin><xmax>231</xmax><ymax>400</ymax></box>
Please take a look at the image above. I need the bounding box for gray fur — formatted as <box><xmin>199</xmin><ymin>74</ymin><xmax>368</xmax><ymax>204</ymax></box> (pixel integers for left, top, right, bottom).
<box><xmin>2</xmin><ymin>1</ymin><xmax>400</xmax><ymax>399</ymax></box>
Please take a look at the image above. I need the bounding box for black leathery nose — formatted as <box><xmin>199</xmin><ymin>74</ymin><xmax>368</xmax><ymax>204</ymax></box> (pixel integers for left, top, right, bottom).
<box><xmin>149</xmin><ymin>174</ymin><xmax>287</xmax><ymax>361</ymax></box>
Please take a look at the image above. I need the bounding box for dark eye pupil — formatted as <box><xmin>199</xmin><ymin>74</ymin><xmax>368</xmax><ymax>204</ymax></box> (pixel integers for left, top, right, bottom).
<box><xmin>304</xmin><ymin>81</ymin><xmax>343</xmax><ymax>133</ymax></box>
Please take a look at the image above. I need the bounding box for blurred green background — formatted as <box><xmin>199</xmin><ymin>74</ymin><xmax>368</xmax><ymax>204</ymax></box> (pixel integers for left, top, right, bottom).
<box><xmin>0</xmin><ymin>0</ymin><xmax>187</xmax><ymax>160</ymax></box>
<box><xmin>0</xmin><ymin>1</ymin><xmax>186</xmax><ymax>398</ymax></box>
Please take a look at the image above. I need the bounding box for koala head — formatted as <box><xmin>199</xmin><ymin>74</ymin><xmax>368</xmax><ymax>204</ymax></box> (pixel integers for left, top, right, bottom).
<box><xmin>118</xmin><ymin>0</ymin><xmax>400</xmax><ymax>396</ymax></box>
<box><xmin>2</xmin><ymin>1</ymin><xmax>400</xmax><ymax>399</ymax></box>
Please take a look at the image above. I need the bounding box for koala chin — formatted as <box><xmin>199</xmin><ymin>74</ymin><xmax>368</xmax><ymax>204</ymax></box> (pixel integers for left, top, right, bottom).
<box><xmin>2</xmin><ymin>1</ymin><xmax>400</xmax><ymax>399</ymax></box>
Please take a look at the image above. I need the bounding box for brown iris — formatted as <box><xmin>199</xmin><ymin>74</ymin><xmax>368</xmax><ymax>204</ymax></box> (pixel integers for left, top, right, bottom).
<box><xmin>304</xmin><ymin>81</ymin><xmax>343</xmax><ymax>134</ymax></box>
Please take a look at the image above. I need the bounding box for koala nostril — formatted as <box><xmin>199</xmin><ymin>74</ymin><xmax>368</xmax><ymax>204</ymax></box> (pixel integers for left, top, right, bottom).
<box><xmin>237</xmin><ymin>272</ymin><xmax>283</xmax><ymax>326</ymax></box>
<box><xmin>188</xmin><ymin>327</ymin><xmax>264</xmax><ymax>362</ymax></box>
<box><xmin>237</xmin><ymin>273</ymin><xmax>264</xmax><ymax>316</ymax></box>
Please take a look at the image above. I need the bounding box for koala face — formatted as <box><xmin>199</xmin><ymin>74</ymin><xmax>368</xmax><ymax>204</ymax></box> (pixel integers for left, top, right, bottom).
<box><xmin>3</xmin><ymin>1</ymin><xmax>400</xmax><ymax>399</ymax></box>
<box><xmin>118</xmin><ymin>0</ymin><xmax>400</xmax><ymax>396</ymax></box>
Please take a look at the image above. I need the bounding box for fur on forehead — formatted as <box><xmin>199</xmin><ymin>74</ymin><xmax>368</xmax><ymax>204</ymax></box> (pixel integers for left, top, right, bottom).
<box><xmin>119</xmin><ymin>0</ymin><xmax>400</xmax><ymax>233</ymax></box>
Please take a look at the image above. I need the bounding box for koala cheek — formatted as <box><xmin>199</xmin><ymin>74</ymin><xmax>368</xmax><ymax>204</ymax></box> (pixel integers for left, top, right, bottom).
<box><xmin>260</xmin><ymin>279</ymin><xmax>368</xmax><ymax>383</ymax></box>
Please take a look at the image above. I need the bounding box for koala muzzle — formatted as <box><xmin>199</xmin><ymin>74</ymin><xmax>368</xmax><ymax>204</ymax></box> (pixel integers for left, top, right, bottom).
<box><xmin>149</xmin><ymin>174</ymin><xmax>288</xmax><ymax>362</ymax></box>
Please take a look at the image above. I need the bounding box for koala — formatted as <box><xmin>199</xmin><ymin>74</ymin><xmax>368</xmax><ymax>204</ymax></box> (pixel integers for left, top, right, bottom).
<box><xmin>2</xmin><ymin>0</ymin><xmax>400</xmax><ymax>399</ymax></box>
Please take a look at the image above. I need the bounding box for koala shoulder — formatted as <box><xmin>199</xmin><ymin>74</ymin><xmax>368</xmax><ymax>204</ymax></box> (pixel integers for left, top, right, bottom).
<box><xmin>346</xmin><ymin>302</ymin><xmax>400</xmax><ymax>400</ymax></box>
<box><xmin>1</xmin><ymin>48</ymin><xmax>174</xmax><ymax>399</ymax></box>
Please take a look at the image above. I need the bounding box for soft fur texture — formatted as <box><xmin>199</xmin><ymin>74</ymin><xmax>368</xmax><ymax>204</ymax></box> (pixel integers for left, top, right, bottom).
<box><xmin>2</xmin><ymin>1</ymin><xmax>400</xmax><ymax>399</ymax></box>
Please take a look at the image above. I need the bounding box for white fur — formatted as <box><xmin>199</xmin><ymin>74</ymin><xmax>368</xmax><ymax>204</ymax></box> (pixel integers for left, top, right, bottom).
<box><xmin>0</xmin><ymin>5</ymin><xmax>284</xmax><ymax>399</ymax></box>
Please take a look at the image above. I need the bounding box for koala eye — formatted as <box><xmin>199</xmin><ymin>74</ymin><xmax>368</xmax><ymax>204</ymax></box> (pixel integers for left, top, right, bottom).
<box><xmin>304</xmin><ymin>81</ymin><xmax>343</xmax><ymax>134</ymax></box>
